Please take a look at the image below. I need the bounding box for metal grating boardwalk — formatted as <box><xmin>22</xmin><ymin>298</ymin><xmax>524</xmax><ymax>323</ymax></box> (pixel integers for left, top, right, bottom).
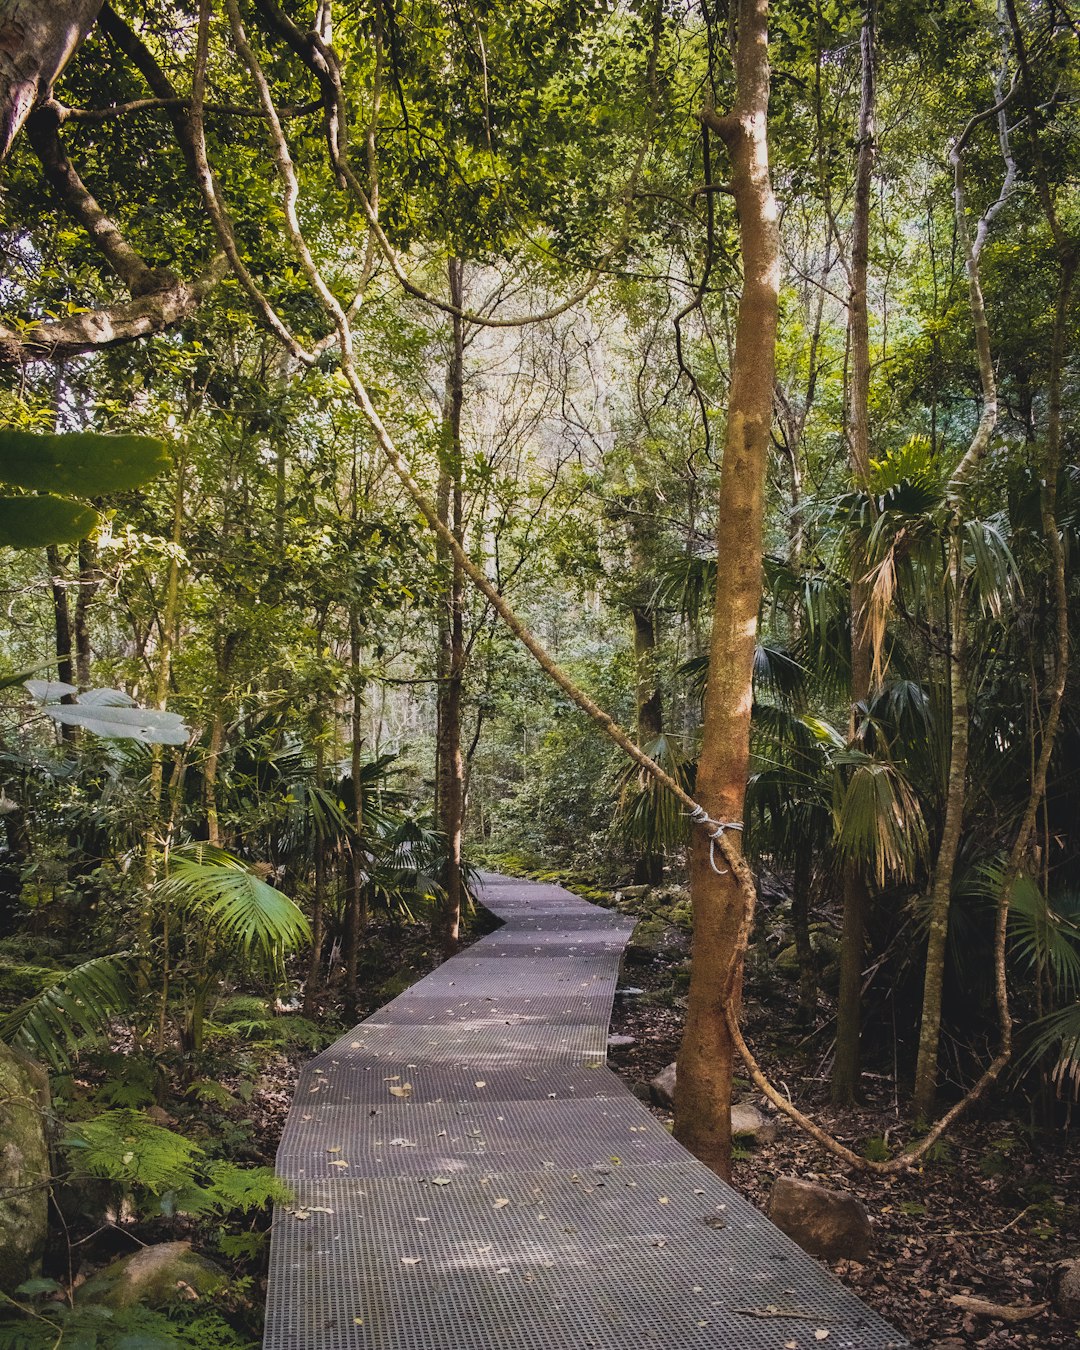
<box><xmin>264</xmin><ymin>873</ymin><xmax>908</xmax><ymax>1349</ymax></box>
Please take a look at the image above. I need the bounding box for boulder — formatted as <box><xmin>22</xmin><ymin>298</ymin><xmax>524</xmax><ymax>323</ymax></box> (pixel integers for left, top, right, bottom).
<box><xmin>624</xmin><ymin>917</ymin><xmax>690</xmax><ymax>965</ymax></box>
<box><xmin>1054</xmin><ymin>1258</ymin><xmax>1080</xmax><ymax>1319</ymax></box>
<box><xmin>0</xmin><ymin>1043</ymin><xmax>49</xmax><ymax>1292</ymax></box>
<box><xmin>649</xmin><ymin>1061</ymin><xmax>678</xmax><ymax>1107</ymax></box>
<box><xmin>79</xmin><ymin>1241</ymin><xmax>227</xmax><ymax>1309</ymax></box>
<box><xmin>767</xmin><ymin>1176</ymin><xmax>874</xmax><ymax>1262</ymax></box>
<box><xmin>730</xmin><ymin>1103</ymin><xmax>778</xmax><ymax>1145</ymax></box>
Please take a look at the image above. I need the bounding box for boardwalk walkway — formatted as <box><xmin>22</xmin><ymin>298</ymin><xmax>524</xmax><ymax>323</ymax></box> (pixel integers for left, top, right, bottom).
<box><xmin>265</xmin><ymin>874</ymin><xmax>908</xmax><ymax>1349</ymax></box>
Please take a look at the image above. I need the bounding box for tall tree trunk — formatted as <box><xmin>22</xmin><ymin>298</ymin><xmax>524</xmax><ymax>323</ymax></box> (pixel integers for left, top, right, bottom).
<box><xmin>345</xmin><ymin>605</ymin><xmax>366</xmax><ymax>1010</ymax></box>
<box><xmin>674</xmin><ymin>0</ymin><xmax>779</xmax><ymax>1180</ymax></box>
<box><xmin>913</xmin><ymin>541</ymin><xmax>969</xmax><ymax>1115</ymax></box>
<box><xmin>45</xmin><ymin>544</ymin><xmax>76</xmax><ymax>743</ymax></box>
<box><xmin>433</xmin><ymin>257</ymin><xmax>466</xmax><ymax>957</ymax></box>
<box><xmin>632</xmin><ymin>602</ymin><xmax>664</xmax><ymax>885</ymax></box>
<box><xmin>303</xmin><ymin>733</ymin><xmax>327</xmax><ymax>1017</ymax></box>
<box><xmin>911</xmin><ymin>59</ymin><xmax>1007</xmax><ymax>1115</ymax></box>
<box><xmin>73</xmin><ymin>536</ymin><xmax>96</xmax><ymax>687</ymax></box>
<box><xmin>833</xmin><ymin>0</ymin><xmax>876</xmax><ymax>1107</ymax></box>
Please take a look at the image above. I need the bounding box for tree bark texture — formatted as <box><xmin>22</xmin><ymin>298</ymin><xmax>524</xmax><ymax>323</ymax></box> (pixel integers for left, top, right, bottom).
<box><xmin>674</xmin><ymin>0</ymin><xmax>779</xmax><ymax>1180</ymax></box>
<box><xmin>0</xmin><ymin>0</ymin><xmax>102</xmax><ymax>160</ymax></box>
<box><xmin>833</xmin><ymin>0</ymin><xmax>875</xmax><ymax>1108</ymax></box>
<box><xmin>433</xmin><ymin>258</ymin><xmax>466</xmax><ymax>957</ymax></box>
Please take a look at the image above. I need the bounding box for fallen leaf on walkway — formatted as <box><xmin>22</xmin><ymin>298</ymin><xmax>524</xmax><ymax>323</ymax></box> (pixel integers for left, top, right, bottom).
<box><xmin>658</xmin><ymin>1196</ymin><xmax>669</xmax><ymax>1205</ymax></box>
<box><xmin>493</xmin><ymin>1197</ymin><xmax>510</xmax><ymax>1209</ymax></box>
<box><xmin>389</xmin><ymin>1083</ymin><xmax>413</xmax><ymax>1098</ymax></box>
<box><xmin>390</xmin><ymin>1138</ymin><xmax>416</xmax><ymax>1147</ymax></box>
<box><xmin>401</xmin><ymin>1256</ymin><xmax>422</xmax><ymax>1266</ymax></box>
<box><xmin>431</xmin><ymin>1177</ymin><xmax>452</xmax><ymax>1186</ymax></box>
<box><xmin>329</xmin><ymin>1159</ymin><xmax>349</xmax><ymax>1168</ymax></box>
<box><xmin>326</xmin><ymin>1146</ymin><xmax>341</xmax><ymax>1153</ymax></box>
<box><xmin>475</xmin><ymin>1080</ymin><xmax>486</xmax><ymax>1087</ymax></box>
<box><xmin>814</xmin><ymin>1332</ymin><xmax>829</xmax><ymax>1342</ymax></box>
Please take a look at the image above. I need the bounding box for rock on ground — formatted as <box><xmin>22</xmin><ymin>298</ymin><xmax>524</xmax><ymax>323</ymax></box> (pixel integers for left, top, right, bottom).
<box><xmin>0</xmin><ymin>1043</ymin><xmax>49</xmax><ymax>1292</ymax></box>
<box><xmin>767</xmin><ymin>1175</ymin><xmax>874</xmax><ymax>1262</ymax></box>
<box><xmin>79</xmin><ymin>1241</ymin><xmax>227</xmax><ymax>1308</ymax></box>
<box><xmin>646</xmin><ymin>1064</ymin><xmax>777</xmax><ymax>1142</ymax></box>
<box><xmin>649</xmin><ymin>1060</ymin><xmax>678</xmax><ymax>1107</ymax></box>
<box><xmin>1054</xmin><ymin>1258</ymin><xmax>1080</xmax><ymax>1318</ymax></box>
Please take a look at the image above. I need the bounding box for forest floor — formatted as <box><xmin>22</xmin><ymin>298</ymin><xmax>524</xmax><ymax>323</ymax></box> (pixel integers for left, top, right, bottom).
<box><xmin>17</xmin><ymin>882</ymin><xmax>1075</xmax><ymax>1349</ymax></box>
<box><xmin>605</xmin><ymin>895</ymin><xmax>1080</xmax><ymax>1350</ymax></box>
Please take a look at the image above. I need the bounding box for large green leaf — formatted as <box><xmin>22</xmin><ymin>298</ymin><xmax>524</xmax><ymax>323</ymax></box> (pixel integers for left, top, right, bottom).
<box><xmin>162</xmin><ymin>847</ymin><xmax>310</xmax><ymax>975</ymax></box>
<box><xmin>45</xmin><ymin>702</ymin><xmax>189</xmax><ymax>745</ymax></box>
<box><xmin>0</xmin><ymin>494</ymin><xmax>98</xmax><ymax>547</ymax></box>
<box><xmin>0</xmin><ymin>430</ymin><xmax>169</xmax><ymax>495</ymax></box>
<box><xmin>0</xmin><ymin>954</ymin><xmax>133</xmax><ymax>1071</ymax></box>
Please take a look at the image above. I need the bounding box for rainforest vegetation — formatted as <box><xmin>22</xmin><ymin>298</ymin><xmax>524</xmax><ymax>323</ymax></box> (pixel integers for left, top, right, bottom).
<box><xmin>0</xmin><ymin>0</ymin><xmax>1078</xmax><ymax>1345</ymax></box>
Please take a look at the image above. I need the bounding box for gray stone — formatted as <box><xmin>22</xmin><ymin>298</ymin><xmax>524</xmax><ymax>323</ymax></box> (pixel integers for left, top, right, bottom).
<box><xmin>0</xmin><ymin>1043</ymin><xmax>49</xmax><ymax>1293</ymax></box>
<box><xmin>79</xmin><ymin>1241</ymin><xmax>227</xmax><ymax>1309</ymax></box>
<box><xmin>607</xmin><ymin>1034</ymin><xmax>637</xmax><ymax>1048</ymax></box>
<box><xmin>730</xmin><ymin>1103</ymin><xmax>778</xmax><ymax>1145</ymax></box>
<box><xmin>767</xmin><ymin>1176</ymin><xmax>874</xmax><ymax>1262</ymax></box>
<box><xmin>649</xmin><ymin>1060</ymin><xmax>678</xmax><ymax>1107</ymax></box>
<box><xmin>618</xmin><ymin>885</ymin><xmax>651</xmax><ymax>899</ymax></box>
<box><xmin>615</xmin><ymin>986</ymin><xmax>645</xmax><ymax>999</ymax></box>
<box><xmin>1055</xmin><ymin>1258</ymin><xmax>1080</xmax><ymax>1319</ymax></box>
<box><xmin>624</xmin><ymin>917</ymin><xmax>690</xmax><ymax>965</ymax></box>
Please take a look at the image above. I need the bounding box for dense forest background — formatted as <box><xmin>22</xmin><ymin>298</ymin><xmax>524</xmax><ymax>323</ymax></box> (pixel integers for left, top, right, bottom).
<box><xmin>0</xmin><ymin>0</ymin><xmax>1078</xmax><ymax>1345</ymax></box>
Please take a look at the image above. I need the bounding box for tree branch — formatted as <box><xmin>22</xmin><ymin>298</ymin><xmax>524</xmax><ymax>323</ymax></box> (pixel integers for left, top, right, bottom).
<box><xmin>26</xmin><ymin>100</ymin><xmax>166</xmax><ymax>295</ymax></box>
<box><xmin>0</xmin><ymin>255</ymin><xmax>227</xmax><ymax>366</ymax></box>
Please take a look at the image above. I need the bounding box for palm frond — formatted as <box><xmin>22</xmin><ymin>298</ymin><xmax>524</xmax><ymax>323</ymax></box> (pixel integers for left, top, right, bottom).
<box><xmin>612</xmin><ymin>733</ymin><xmax>695</xmax><ymax>853</ymax></box>
<box><xmin>969</xmin><ymin>863</ymin><xmax>1080</xmax><ymax>997</ymax></box>
<box><xmin>0</xmin><ymin>953</ymin><xmax>133</xmax><ymax>1071</ymax></box>
<box><xmin>162</xmin><ymin>846</ymin><xmax>310</xmax><ymax>976</ymax></box>
<box><xmin>1016</xmin><ymin>1001</ymin><xmax>1080</xmax><ymax>1099</ymax></box>
<box><xmin>963</xmin><ymin>516</ymin><xmax>1020</xmax><ymax>620</ymax></box>
<box><xmin>832</xmin><ymin>750</ymin><xmax>928</xmax><ymax>887</ymax></box>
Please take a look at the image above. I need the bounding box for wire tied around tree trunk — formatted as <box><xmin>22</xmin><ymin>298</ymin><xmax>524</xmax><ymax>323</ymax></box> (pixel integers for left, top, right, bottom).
<box><xmin>687</xmin><ymin>804</ymin><xmax>745</xmax><ymax>874</ymax></box>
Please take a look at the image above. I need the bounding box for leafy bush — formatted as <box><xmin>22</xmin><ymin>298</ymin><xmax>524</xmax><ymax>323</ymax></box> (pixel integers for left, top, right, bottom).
<box><xmin>62</xmin><ymin>1110</ymin><xmax>290</xmax><ymax>1219</ymax></box>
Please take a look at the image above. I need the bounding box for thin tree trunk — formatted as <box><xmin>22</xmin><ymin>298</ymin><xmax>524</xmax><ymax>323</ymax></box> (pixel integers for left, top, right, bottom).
<box><xmin>45</xmin><ymin>544</ymin><xmax>76</xmax><ymax>743</ymax></box>
<box><xmin>433</xmin><ymin>257</ymin><xmax>466</xmax><ymax>957</ymax></box>
<box><xmin>303</xmin><ymin>734</ymin><xmax>327</xmax><ymax>1017</ymax></box>
<box><xmin>833</xmin><ymin>0</ymin><xmax>875</xmax><ymax>1108</ymax></box>
<box><xmin>73</xmin><ymin>536</ymin><xmax>96</xmax><ymax>687</ymax></box>
<box><xmin>674</xmin><ymin>0</ymin><xmax>779</xmax><ymax>1180</ymax></box>
<box><xmin>792</xmin><ymin>836</ymin><xmax>817</xmax><ymax>1022</ymax></box>
<box><xmin>204</xmin><ymin>707</ymin><xmax>225</xmax><ymax>846</ymax></box>
<box><xmin>911</xmin><ymin>70</ymin><xmax>1006</xmax><ymax>1113</ymax></box>
<box><xmin>345</xmin><ymin>605</ymin><xmax>366</xmax><ymax>1009</ymax></box>
<box><xmin>913</xmin><ymin>539</ymin><xmax>968</xmax><ymax>1115</ymax></box>
<box><xmin>632</xmin><ymin>602</ymin><xmax>664</xmax><ymax>885</ymax></box>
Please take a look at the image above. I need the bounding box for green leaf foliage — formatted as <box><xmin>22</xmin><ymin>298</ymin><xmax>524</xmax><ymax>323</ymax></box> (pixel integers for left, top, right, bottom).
<box><xmin>161</xmin><ymin>847</ymin><xmax>310</xmax><ymax>976</ymax></box>
<box><xmin>44</xmin><ymin>701</ymin><xmax>189</xmax><ymax>745</ymax></box>
<box><xmin>0</xmin><ymin>494</ymin><xmax>98</xmax><ymax>548</ymax></box>
<box><xmin>0</xmin><ymin>954</ymin><xmax>133</xmax><ymax>1071</ymax></box>
<box><xmin>0</xmin><ymin>430</ymin><xmax>169</xmax><ymax>495</ymax></box>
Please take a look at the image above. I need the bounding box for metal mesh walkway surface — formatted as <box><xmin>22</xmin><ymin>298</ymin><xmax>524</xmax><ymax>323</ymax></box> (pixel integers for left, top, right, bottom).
<box><xmin>264</xmin><ymin>874</ymin><xmax>909</xmax><ymax>1349</ymax></box>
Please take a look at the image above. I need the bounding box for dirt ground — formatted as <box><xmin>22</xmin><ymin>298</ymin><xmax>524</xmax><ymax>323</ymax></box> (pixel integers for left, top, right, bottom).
<box><xmin>608</xmin><ymin>943</ymin><xmax>1080</xmax><ymax>1349</ymax></box>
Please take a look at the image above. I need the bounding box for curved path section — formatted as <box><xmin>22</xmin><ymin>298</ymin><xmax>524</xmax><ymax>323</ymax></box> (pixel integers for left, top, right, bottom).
<box><xmin>265</xmin><ymin>873</ymin><xmax>907</xmax><ymax>1349</ymax></box>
